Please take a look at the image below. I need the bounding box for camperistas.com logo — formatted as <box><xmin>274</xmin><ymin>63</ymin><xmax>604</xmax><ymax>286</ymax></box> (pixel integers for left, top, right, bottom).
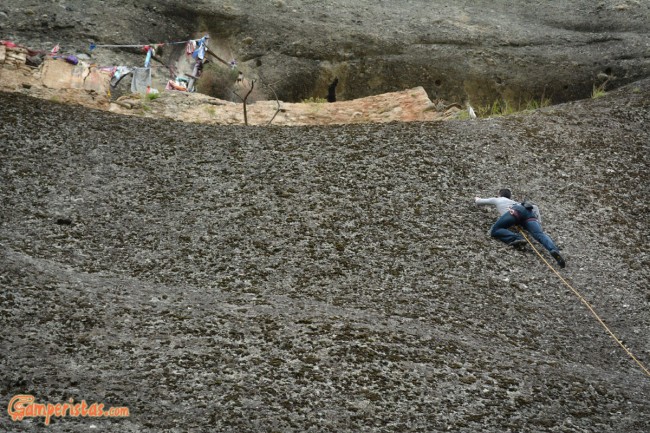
<box><xmin>8</xmin><ymin>394</ymin><xmax>130</xmax><ymax>426</ymax></box>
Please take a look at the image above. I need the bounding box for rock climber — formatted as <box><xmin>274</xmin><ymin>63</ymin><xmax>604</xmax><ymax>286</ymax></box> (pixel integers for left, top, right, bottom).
<box><xmin>475</xmin><ymin>188</ymin><xmax>566</xmax><ymax>268</ymax></box>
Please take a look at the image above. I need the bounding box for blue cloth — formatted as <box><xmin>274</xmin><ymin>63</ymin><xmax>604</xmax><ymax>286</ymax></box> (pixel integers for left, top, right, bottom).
<box><xmin>192</xmin><ymin>36</ymin><xmax>208</xmax><ymax>60</ymax></box>
<box><xmin>144</xmin><ymin>48</ymin><xmax>153</xmax><ymax>67</ymax></box>
<box><xmin>490</xmin><ymin>204</ymin><xmax>559</xmax><ymax>253</ymax></box>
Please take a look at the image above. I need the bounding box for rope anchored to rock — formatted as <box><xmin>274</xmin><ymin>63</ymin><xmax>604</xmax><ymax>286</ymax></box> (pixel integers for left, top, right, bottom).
<box><xmin>517</xmin><ymin>227</ymin><xmax>650</xmax><ymax>378</ymax></box>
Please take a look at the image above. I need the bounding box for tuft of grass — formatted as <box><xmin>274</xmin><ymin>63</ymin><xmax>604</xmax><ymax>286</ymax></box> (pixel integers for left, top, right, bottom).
<box><xmin>146</xmin><ymin>92</ymin><xmax>160</xmax><ymax>101</ymax></box>
<box><xmin>524</xmin><ymin>97</ymin><xmax>552</xmax><ymax>110</ymax></box>
<box><xmin>592</xmin><ymin>84</ymin><xmax>607</xmax><ymax>99</ymax></box>
<box><xmin>456</xmin><ymin>110</ymin><xmax>471</xmax><ymax>120</ymax></box>
<box><xmin>474</xmin><ymin>97</ymin><xmax>551</xmax><ymax>118</ymax></box>
<box><xmin>477</xmin><ymin>99</ymin><xmax>515</xmax><ymax>117</ymax></box>
<box><xmin>301</xmin><ymin>97</ymin><xmax>327</xmax><ymax>104</ymax></box>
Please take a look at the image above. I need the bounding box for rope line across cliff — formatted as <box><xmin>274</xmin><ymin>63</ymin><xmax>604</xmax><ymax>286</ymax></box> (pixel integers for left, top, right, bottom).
<box><xmin>516</xmin><ymin>227</ymin><xmax>650</xmax><ymax>378</ymax></box>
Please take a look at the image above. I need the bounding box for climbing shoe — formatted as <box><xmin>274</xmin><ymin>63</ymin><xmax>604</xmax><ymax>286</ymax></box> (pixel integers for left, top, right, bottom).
<box><xmin>551</xmin><ymin>250</ymin><xmax>566</xmax><ymax>268</ymax></box>
<box><xmin>509</xmin><ymin>239</ymin><xmax>526</xmax><ymax>248</ymax></box>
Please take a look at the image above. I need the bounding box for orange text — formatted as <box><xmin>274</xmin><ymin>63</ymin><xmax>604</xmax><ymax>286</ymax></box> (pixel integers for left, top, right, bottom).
<box><xmin>8</xmin><ymin>394</ymin><xmax>129</xmax><ymax>426</ymax></box>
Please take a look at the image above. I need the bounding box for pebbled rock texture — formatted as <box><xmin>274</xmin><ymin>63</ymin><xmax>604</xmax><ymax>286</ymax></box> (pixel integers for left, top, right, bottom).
<box><xmin>0</xmin><ymin>77</ymin><xmax>649</xmax><ymax>432</ymax></box>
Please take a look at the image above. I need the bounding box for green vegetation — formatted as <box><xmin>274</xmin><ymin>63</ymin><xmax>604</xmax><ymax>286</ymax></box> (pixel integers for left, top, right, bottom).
<box><xmin>146</xmin><ymin>92</ymin><xmax>160</xmax><ymax>101</ymax></box>
<box><xmin>522</xmin><ymin>98</ymin><xmax>552</xmax><ymax>111</ymax></box>
<box><xmin>456</xmin><ymin>110</ymin><xmax>471</xmax><ymax>120</ymax></box>
<box><xmin>477</xmin><ymin>97</ymin><xmax>551</xmax><ymax>117</ymax></box>
<box><xmin>458</xmin><ymin>97</ymin><xmax>552</xmax><ymax>119</ymax></box>
<box><xmin>301</xmin><ymin>97</ymin><xmax>327</xmax><ymax>104</ymax></box>
<box><xmin>592</xmin><ymin>84</ymin><xmax>607</xmax><ymax>99</ymax></box>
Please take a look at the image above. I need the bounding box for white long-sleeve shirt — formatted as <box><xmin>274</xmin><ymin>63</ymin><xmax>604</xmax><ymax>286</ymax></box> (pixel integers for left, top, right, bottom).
<box><xmin>475</xmin><ymin>197</ymin><xmax>516</xmax><ymax>216</ymax></box>
<box><xmin>475</xmin><ymin>196</ymin><xmax>542</xmax><ymax>222</ymax></box>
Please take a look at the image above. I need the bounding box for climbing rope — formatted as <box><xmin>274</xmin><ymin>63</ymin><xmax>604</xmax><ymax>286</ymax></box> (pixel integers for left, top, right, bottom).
<box><xmin>517</xmin><ymin>227</ymin><xmax>650</xmax><ymax>378</ymax></box>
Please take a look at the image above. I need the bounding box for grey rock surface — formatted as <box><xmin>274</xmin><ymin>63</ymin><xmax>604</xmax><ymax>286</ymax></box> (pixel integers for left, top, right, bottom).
<box><xmin>2</xmin><ymin>0</ymin><xmax>649</xmax><ymax>104</ymax></box>
<box><xmin>1</xmin><ymin>78</ymin><xmax>649</xmax><ymax>431</ymax></box>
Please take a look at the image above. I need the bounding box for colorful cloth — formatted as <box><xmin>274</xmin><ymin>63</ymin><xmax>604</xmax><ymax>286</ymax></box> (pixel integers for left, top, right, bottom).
<box><xmin>185</xmin><ymin>40</ymin><xmax>196</xmax><ymax>56</ymax></box>
<box><xmin>143</xmin><ymin>45</ymin><xmax>155</xmax><ymax>68</ymax></box>
<box><xmin>109</xmin><ymin>66</ymin><xmax>134</xmax><ymax>88</ymax></box>
<box><xmin>0</xmin><ymin>40</ymin><xmax>19</xmax><ymax>48</ymax></box>
<box><xmin>191</xmin><ymin>36</ymin><xmax>209</xmax><ymax>61</ymax></box>
<box><xmin>64</xmin><ymin>55</ymin><xmax>78</xmax><ymax>65</ymax></box>
<box><xmin>166</xmin><ymin>79</ymin><xmax>188</xmax><ymax>91</ymax></box>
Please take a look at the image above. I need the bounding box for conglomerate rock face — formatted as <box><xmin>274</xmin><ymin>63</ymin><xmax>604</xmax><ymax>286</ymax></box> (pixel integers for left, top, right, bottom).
<box><xmin>1</xmin><ymin>0</ymin><xmax>649</xmax><ymax>104</ymax></box>
<box><xmin>1</xmin><ymin>77</ymin><xmax>649</xmax><ymax>431</ymax></box>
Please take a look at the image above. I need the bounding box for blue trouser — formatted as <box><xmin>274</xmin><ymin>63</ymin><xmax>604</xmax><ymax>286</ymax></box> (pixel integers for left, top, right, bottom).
<box><xmin>490</xmin><ymin>204</ymin><xmax>559</xmax><ymax>253</ymax></box>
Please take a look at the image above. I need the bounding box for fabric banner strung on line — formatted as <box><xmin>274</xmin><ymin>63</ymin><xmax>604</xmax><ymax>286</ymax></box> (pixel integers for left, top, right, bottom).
<box><xmin>131</xmin><ymin>67</ymin><xmax>152</xmax><ymax>93</ymax></box>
